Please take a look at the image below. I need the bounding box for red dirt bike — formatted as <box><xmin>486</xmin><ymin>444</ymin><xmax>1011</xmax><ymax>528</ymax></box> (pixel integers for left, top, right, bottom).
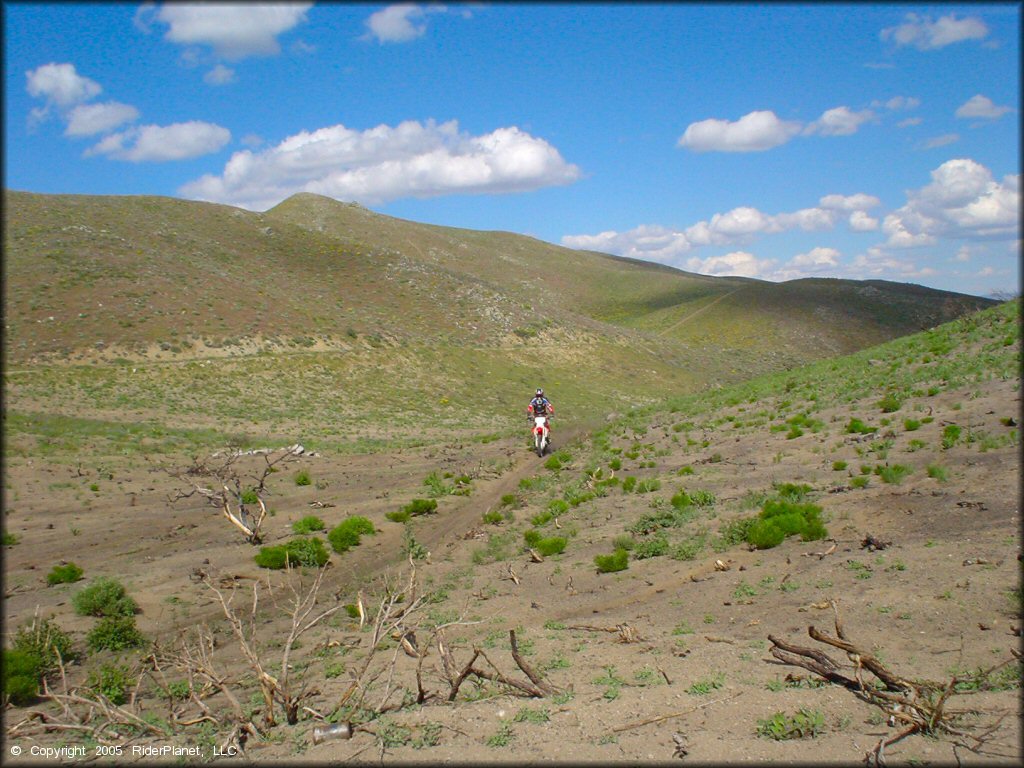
<box><xmin>531</xmin><ymin>415</ymin><xmax>551</xmax><ymax>457</ymax></box>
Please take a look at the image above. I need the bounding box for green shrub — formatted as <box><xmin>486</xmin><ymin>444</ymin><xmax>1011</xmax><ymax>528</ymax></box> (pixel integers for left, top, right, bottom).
<box><xmin>633</xmin><ymin>534</ymin><xmax>669</xmax><ymax>559</ymax></box>
<box><xmin>756</xmin><ymin>708</ymin><xmax>826</xmax><ymax>740</ymax></box>
<box><xmin>621</xmin><ymin>476</ymin><xmax>637</xmax><ymax>493</ymax></box>
<box><xmin>482</xmin><ymin>509</ymin><xmax>504</xmax><ymax>525</ymax></box>
<box><xmin>903</xmin><ymin>419</ymin><xmax>921</xmax><ymax>432</ymax></box>
<box><xmin>671</xmin><ymin>490</ymin><xmax>693</xmax><ymax>509</ymax></box>
<box><xmin>530</xmin><ymin>510</ymin><xmax>553</xmax><ymax>527</ymax></box>
<box><xmin>547</xmin><ymin>499</ymin><xmax>569</xmax><ymax>516</ymax></box>
<box><xmin>72</xmin><ymin>577</ymin><xmax>138</xmax><ymax>617</ymax></box>
<box><xmin>87</xmin><ymin>616</ymin><xmax>147</xmax><ymax>652</ymax></box>
<box><xmin>402</xmin><ymin>498</ymin><xmax>438</xmax><ymax>517</ymax></box>
<box><xmin>294</xmin><ymin>469</ymin><xmax>312</xmax><ymax>486</ymax></box>
<box><xmin>386</xmin><ymin>508</ymin><xmax>412</xmax><ymax>523</ymax></box>
<box><xmin>87</xmin><ymin>663</ymin><xmax>133</xmax><ymax>705</ymax></box>
<box><xmin>635</xmin><ymin>478</ymin><xmax>661</xmax><ymax>493</ymax></box>
<box><xmin>46</xmin><ymin>562</ymin><xmax>84</xmax><ymax>585</ymax></box>
<box><xmin>544</xmin><ymin>455</ymin><xmax>563</xmax><ymax>471</ymax></box>
<box><xmin>255</xmin><ymin>537</ymin><xmax>330</xmax><ymax>569</ymax></box>
<box><xmin>745</xmin><ymin>499</ymin><xmax>827</xmax><ymax>550</ymax></box>
<box><xmin>240</xmin><ymin>488</ymin><xmax>260</xmax><ymax>505</ymax></box>
<box><xmin>292</xmin><ymin>515</ymin><xmax>325</xmax><ymax>534</ymax></box>
<box><xmin>831</xmin><ymin>460</ymin><xmax>847</xmax><ymax>471</ymax></box>
<box><xmin>12</xmin><ymin>616</ymin><xmax>74</xmax><ymax>672</ymax></box>
<box><xmin>927</xmin><ymin>464</ymin><xmax>949</xmax><ymax>482</ymax></box>
<box><xmin>850</xmin><ymin>476</ymin><xmax>869</xmax><ymax>489</ymax></box>
<box><xmin>716</xmin><ymin>517</ymin><xmax>755</xmax><ymax>548</ymax></box>
<box><xmin>3</xmin><ymin>531</ymin><xmax>19</xmax><ymax>545</ymax></box>
<box><xmin>877</xmin><ymin>464</ymin><xmax>912</xmax><ymax>485</ymax></box>
<box><xmin>786</xmin><ymin>426</ymin><xmax>804</xmax><ymax>439</ymax></box>
<box><xmin>746</xmin><ymin>520</ymin><xmax>787</xmax><ymax>549</ymax></box>
<box><xmin>328</xmin><ymin>516</ymin><xmax>376</xmax><ymax>553</ymax></box>
<box><xmin>845</xmin><ymin>418</ymin><xmax>877</xmax><ymax>435</ymax></box>
<box><xmin>594</xmin><ymin>549</ymin><xmax>629</xmax><ymax>573</ymax></box>
<box><xmin>877</xmin><ymin>393</ymin><xmax>903</xmax><ymax>413</ymax></box>
<box><xmin>611</xmin><ymin>534</ymin><xmax>636</xmax><ymax>551</ymax></box>
<box><xmin>533</xmin><ymin>536</ymin><xmax>567</xmax><ymax>557</ymax></box>
<box><xmin>3</xmin><ymin>649</ymin><xmax>41</xmax><ymax>705</ymax></box>
<box><xmin>773</xmin><ymin>482</ymin><xmax>812</xmax><ymax>501</ymax></box>
<box><xmin>671</xmin><ymin>534</ymin><xmax>707</xmax><ymax>561</ymax></box>
<box><xmin>402</xmin><ymin>527</ymin><xmax>429</xmax><ymax>561</ymax></box>
<box><xmin>942</xmin><ymin>424</ymin><xmax>962</xmax><ymax>449</ymax></box>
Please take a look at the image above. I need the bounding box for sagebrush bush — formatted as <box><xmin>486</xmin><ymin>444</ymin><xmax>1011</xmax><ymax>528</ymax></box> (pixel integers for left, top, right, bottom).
<box><xmin>481</xmin><ymin>509</ymin><xmax>504</xmax><ymax>525</ymax></box>
<box><xmin>292</xmin><ymin>515</ymin><xmax>325</xmax><ymax>534</ymax></box>
<box><xmin>72</xmin><ymin>577</ymin><xmax>137</xmax><ymax>617</ymax></box>
<box><xmin>46</xmin><ymin>562</ymin><xmax>84</xmax><ymax>585</ymax></box>
<box><xmin>594</xmin><ymin>548</ymin><xmax>629</xmax><ymax>573</ymax></box>
<box><xmin>254</xmin><ymin>537</ymin><xmax>330</xmax><ymax>569</ymax></box>
<box><xmin>3</xmin><ymin>649</ymin><xmax>40</xmax><ymax>705</ymax></box>
<box><xmin>294</xmin><ymin>469</ymin><xmax>312</xmax><ymax>486</ymax></box>
<box><xmin>87</xmin><ymin>616</ymin><xmax>147</xmax><ymax>652</ymax></box>
<box><xmin>328</xmin><ymin>516</ymin><xmax>376</xmax><ymax>553</ymax></box>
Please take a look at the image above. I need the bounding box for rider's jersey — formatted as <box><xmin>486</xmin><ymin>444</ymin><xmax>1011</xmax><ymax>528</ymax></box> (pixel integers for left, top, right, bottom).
<box><xmin>529</xmin><ymin>397</ymin><xmax>552</xmax><ymax>416</ymax></box>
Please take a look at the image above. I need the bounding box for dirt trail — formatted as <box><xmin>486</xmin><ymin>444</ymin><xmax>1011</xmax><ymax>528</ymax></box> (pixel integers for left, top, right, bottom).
<box><xmin>401</xmin><ymin>423</ymin><xmax>590</xmax><ymax>558</ymax></box>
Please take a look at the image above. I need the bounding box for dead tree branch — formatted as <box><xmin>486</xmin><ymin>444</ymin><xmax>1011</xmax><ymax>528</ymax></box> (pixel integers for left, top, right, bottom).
<box><xmin>766</xmin><ymin>599</ymin><xmax>1019</xmax><ymax>765</ymax></box>
<box><xmin>165</xmin><ymin>447</ymin><xmax>302</xmax><ymax>544</ymax></box>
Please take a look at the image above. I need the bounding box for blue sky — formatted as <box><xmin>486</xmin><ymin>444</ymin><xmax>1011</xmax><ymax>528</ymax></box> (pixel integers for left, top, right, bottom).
<box><xmin>4</xmin><ymin>2</ymin><xmax>1020</xmax><ymax>298</ymax></box>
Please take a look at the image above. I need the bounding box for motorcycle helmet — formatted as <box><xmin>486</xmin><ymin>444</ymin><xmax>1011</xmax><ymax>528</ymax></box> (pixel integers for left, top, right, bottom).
<box><xmin>535</xmin><ymin>389</ymin><xmax>544</xmax><ymax>397</ymax></box>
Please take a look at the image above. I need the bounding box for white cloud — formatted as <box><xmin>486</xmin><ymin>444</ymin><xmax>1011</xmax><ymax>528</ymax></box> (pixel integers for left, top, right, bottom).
<box><xmin>921</xmin><ymin>133</ymin><xmax>959</xmax><ymax>149</ymax></box>
<box><xmin>179</xmin><ymin>119</ymin><xmax>581</xmax><ymax>210</ymax></box>
<box><xmin>804</xmin><ymin>106</ymin><xmax>875</xmax><ymax>136</ymax></box>
<box><xmin>561</xmin><ymin>225</ymin><xmax>690</xmax><ymax>264</ymax></box>
<box><xmin>851</xmin><ymin>247</ymin><xmax>936</xmax><ymax>279</ymax></box>
<box><xmin>848</xmin><ymin>211</ymin><xmax>880</xmax><ymax>232</ymax></box>
<box><xmin>819</xmin><ymin>193</ymin><xmax>881</xmax><ymax>212</ymax></box>
<box><xmin>790</xmin><ymin>247</ymin><xmax>840</xmax><ymax>269</ymax></box>
<box><xmin>876</xmin><ymin>96</ymin><xmax>921</xmax><ymax>111</ymax></box>
<box><xmin>953</xmin><ymin>245</ymin><xmax>972</xmax><ymax>262</ymax></box>
<box><xmin>677</xmin><ymin>110</ymin><xmax>802</xmax><ymax>153</ymax></box>
<box><xmin>364</xmin><ymin>4</ymin><xmax>446</xmax><ymax>43</ymax></box>
<box><xmin>204</xmin><ymin>64</ymin><xmax>237</xmax><ymax>85</ymax></box>
<box><xmin>897</xmin><ymin>117</ymin><xmax>923</xmax><ymax>128</ymax></box>
<box><xmin>64</xmin><ymin>101</ymin><xmax>140</xmax><ymax>137</ymax></box>
<box><xmin>955</xmin><ymin>94</ymin><xmax>1012</xmax><ymax>120</ymax></box>
<box><xmin>685</xmin><ymin>251</ymin><xmax>775</xmax><ymax>278</ymax></box>
<box><xmin>25</xmin><ymin>63</ymin><xmax>101</xmax><ymax>109</ymax></box>
<box><xmin>880</xmin><ymin>13</ymin><xmax>989</xmax><ymax>50</ymax></box>
<box><xmin>883</xmin><ymin>158</ymin><xmax>1020</xmax><ymax>246</ymax></box>
<box><xmin>773</xmin><ymin>207</ymin><xmax>839</xmax><ymax>231</ymax></box>
<box><xmin>86</xmin><ymin>121</ymin><xmax>231</xmax><ymax>162</ymax></box>
<box><xmin>155</xmin><ymin>3</ymin><xmax>312</xmax><ymax>59</ymax></box>
<box><xmin>562</xmin><ymin>193</ymin><xmax>880</xmax><ymax>267</ymax></box>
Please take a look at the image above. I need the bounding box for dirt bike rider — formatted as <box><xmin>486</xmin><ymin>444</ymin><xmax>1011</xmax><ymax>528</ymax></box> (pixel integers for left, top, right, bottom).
<box><xmin>527</xmin><ymin>389</ymin><xmax>554</xmax><ymax>424</ymax></box>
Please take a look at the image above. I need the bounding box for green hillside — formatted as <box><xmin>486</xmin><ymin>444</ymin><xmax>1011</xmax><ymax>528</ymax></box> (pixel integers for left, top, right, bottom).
<box><xmin>2</xmin><ymin>190</ymin><xmax>998</xmax><ymax>456</ymax></box>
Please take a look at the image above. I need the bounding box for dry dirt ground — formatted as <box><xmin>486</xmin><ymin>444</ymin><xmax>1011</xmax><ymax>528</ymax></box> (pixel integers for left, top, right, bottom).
<box><xmin>2</xmin><ymin>377</ymin><xmax>1021</xmax><ymax>765</ymax></box>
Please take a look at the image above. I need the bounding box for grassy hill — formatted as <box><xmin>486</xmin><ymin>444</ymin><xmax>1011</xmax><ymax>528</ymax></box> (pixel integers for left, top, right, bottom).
<box><xmin>2</xmin><ymin>189</ymin><xmax>997</xmax><ymax>454</ymax></box>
